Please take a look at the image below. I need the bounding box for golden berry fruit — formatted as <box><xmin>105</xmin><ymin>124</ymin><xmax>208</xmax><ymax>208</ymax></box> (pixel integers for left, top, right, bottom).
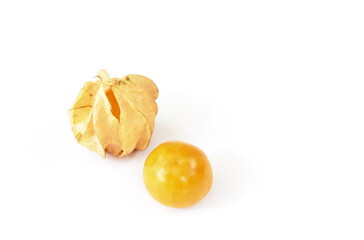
<box><xmin>143</xmin><ymin>141</ymin><xmax>213</xmax><ymax>208</ymax></box>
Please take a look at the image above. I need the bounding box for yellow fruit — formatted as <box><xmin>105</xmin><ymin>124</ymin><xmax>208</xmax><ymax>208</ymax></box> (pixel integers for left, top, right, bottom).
<box><xmin>143</xmin><ymin>141</ymin><xmax>213</xmax><ymax>208</ymax></box>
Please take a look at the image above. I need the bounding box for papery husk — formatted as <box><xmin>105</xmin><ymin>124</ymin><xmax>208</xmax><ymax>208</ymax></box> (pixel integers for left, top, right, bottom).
<box><xmin>68</xmin><ymin>70</ymin><xmax>158</xmax><ymax>158</ymax></box>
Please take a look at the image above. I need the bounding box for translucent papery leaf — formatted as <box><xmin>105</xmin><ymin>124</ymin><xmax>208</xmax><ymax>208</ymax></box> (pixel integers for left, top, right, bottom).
<box><xmin>93</xmin><ymin>83</ymin><xmax>122</xmax><ymax>156</ymax></box>
<box><xmin>122</xmin><ymin>80</ymin><xmax>158</xmax><ymax>132</ymax></box>
<box><xmin>112</xmin><ymin>84</ymin><xmax>150</xmax><ymax>154</ymax></box>
<box><xmin>125</xmin><ymin>74</ymin><xmax>159</xmax><ymax>99</ymax></box>
<box><xmin>68</xmin><ymin>81</ymin><xmax>105</xmax><ymax>157</ymax></box>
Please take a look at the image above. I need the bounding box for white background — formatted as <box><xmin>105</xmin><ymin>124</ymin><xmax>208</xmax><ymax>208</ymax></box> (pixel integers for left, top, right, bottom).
<box><xmin>0</xmin><ymin>0</ymin><xmax>363</xmax><ymax>239</ymax></box>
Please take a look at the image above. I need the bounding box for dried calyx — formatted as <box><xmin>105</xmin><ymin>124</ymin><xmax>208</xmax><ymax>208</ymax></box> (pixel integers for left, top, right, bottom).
<box><xmin>68</xmin><ymin>70</ymin><xmax>158</xmax><ymax>158</ymax></box>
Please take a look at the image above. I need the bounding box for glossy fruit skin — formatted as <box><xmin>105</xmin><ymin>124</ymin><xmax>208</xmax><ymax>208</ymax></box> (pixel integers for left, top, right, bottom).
<box><xmin>143</xmin><ymin>141</ymin><xmax>213</xmax><ymax>208</ymax></box>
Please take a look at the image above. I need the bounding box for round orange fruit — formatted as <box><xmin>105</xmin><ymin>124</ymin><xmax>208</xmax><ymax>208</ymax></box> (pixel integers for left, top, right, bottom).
<box><xmin>143</xmin><ymin>141</ymin><xmax>213</xmax><ymax>208</ymax></box>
